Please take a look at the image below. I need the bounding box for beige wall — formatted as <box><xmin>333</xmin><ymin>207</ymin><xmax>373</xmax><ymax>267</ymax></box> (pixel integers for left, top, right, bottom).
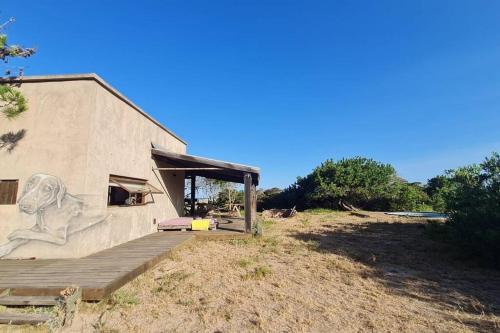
<box><xmin>0</xmin><ymin>77</ymin><xmax>187</xmax><ymax>259</ymax></box>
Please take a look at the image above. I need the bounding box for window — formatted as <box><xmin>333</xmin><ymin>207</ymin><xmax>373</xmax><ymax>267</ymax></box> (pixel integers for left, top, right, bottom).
<box><xmin>107</xmin><ymin>175</ymin><xmax>162</xmax><ymax>206</ymax></box>
<box><xmin>0</xmin><ymin>179</ymin><xmax>19</xmax><ymax>205</ymax></box>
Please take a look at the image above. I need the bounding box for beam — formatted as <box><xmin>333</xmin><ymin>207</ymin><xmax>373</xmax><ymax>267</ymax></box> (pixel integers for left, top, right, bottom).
<box><xmin>190</xmin><ymin>176</ymin><xmax>196</xmax><ymax>217</ymax></box>
<box><xmin>153</xmin><ymin>167</ymin><xmax>223</xmax><ymax>171</ymax></box>
<box><xmin>244</xmin><ymin>173</ymin><xmax>256</xmax><ymax>234</ymax></box>
<box><xmin>152</xmin><ymin>147</ymin><xmax>260</xmax><ymax>174</ymax></box>
<box><xmin>152</xmin><ymin>151</ymin><xmax>260</xmax><ymax>186</ymax></box>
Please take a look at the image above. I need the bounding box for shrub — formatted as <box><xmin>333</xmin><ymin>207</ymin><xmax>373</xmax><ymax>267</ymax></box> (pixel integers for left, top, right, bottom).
<box><xmin>442</xmin><ymin>153</ymin><xmax>500</xmax><ymax>267</ymax></box>
<box><xmin>259</xmin><ymin>157</ymin><xmax>429</xmax><ymax>211</ymax></box>
<box><xmin>426</xmin><ymin>152</ymin><xmax>500</xmax><ymax>267</ymax></box>
<box><xmin>389</xmin><ymin>182</ymin><xmax>430</xmax><ymax>211</ymax></box>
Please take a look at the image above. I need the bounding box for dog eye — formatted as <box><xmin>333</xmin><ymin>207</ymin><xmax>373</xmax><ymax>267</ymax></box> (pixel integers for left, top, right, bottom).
<box><xmin>43</xmin><ymin>185</ymin><xmax>53</xmax><ymax>192</ymax></box>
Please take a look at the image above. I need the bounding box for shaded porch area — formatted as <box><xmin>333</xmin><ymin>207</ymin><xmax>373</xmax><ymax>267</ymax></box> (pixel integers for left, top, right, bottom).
<box><xmin>151</xmin><ymin>143</ymin><xmax>260</xmax><ymax>234</ymax></box>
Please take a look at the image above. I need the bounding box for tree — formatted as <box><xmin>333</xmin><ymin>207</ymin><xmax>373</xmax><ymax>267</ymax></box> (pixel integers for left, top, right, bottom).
<box><xmin>427</xmin><ymin>152</ymin><xmax>500</xmax><ymax>267</ymax></box>
<box><xmin>215</xmin><ymin>181</ymin><xmax>242</xmax><ymax>211</ymax></box>
<box><xmin>259</xmin><ymin>157</ymin><xmax>430</xmax><ymax>211</ymax></box>
<box><xmin>196</xmin><ymin>178</ymin><xmax>222</xmax><ymax>204</ymax></box>
<box><xmin>389</xmin><ymin>182</ymin><xmax>429</xmax><ymax>211</ymax></box>
<box><xmin>425</xmin><ymin>175</ymin><xmax>451</xmax><ymax>212</ymax></box>
<box><xmin>306</xmin><ymin>157</ymin><xmax>398</xmax><ymax>209</ymax></box>
<box><xmin>0</xmin><ymin>17</ymin><xmax>35</xmax><ymax>120</ymax></box>
<box><xmin>257</xmin><ymin>187</ymin><xmax>283</xmax><ymax>210</ymax></box>
<box><xmin>0</xmin><ymin>17</ymin><xmax>35</xmax><ymax>152</ymax></box>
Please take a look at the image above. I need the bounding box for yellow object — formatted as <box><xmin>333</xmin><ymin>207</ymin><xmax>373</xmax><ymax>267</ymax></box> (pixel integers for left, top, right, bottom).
<box><xmin>191</xmin><ymin>219</ymin><xmax>210</xmax><ymax>231</ymax></box>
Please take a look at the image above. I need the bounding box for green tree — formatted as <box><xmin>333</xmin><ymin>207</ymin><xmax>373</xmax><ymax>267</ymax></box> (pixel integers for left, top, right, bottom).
<box><xmin>305</xmin><ymin>157</ymin><xmax>397</xmax><ymax>209</ymax></box>
<box><xmin>214</xmin><ymin>181</ymin><xmax>243</xmax><ymax>211</ymax></box>
<box><xmin>261</xmin><ymin>157</ymin><xmax>429</xmax><ymax>211</ymax></box>
<box><xmin>0</xmin><ymin>17</ymin><xmax>35</xmax><ymax>120</ymax></box>
<box><xmin>428</xmin><ymin>152</ymin><xmax>500</xmax><ymax>267</ymax></box>
<box><xmin>389</xmin><ymin>182</ymin><xmax>429</xmax><ymax>211</ymax></box>
<box><xmin>257</xmin><ymin>187</ymin><xmax>283</xmax><ymax>210</ymax></box>
<box><xmin>425</xmin><ymin>175</ymin><xmax>451</xmax><ymax>212</ymax></box>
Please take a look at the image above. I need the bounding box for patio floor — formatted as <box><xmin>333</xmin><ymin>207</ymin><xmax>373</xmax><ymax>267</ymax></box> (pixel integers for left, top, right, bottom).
<box><xmin>0</xmin><ymin>227</ymin><xmax>248</xmax><ymax>301</ymax></box>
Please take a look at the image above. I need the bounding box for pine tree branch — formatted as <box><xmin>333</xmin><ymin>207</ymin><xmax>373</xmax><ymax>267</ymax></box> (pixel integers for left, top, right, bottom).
<box><xmin>0</xmin><ymin>85</ymin><xmax>28</xmax><ymax>119</ymax></box>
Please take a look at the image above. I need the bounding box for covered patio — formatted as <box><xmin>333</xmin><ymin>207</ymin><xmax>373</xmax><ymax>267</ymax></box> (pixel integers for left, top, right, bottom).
<box><xmin>151</xmin><ymin>143</ymin><xmax>260</xmax><ymax>234</ymax></box>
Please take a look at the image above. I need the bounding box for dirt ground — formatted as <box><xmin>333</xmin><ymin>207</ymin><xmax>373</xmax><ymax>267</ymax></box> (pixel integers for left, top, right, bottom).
<box><xmin>4</xmin><ymin>211</ymin><xmax>500</xmax><ymax>332</ymax></box>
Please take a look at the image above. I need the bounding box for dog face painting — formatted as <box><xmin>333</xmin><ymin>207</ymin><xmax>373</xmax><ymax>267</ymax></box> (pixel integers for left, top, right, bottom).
<box><xmin>0</xmin><ymin>173</ymin><xmax>109</xmax><ymax>258</ymax></box>
<box><xmin>18</xmin><ymin>174</ymin><xmax>68</xmax><ymax>215</ymax></box>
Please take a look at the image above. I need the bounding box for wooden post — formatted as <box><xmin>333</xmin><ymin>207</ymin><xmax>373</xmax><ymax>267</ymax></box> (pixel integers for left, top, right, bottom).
<box><xmin>252</xmin><ymin>183</ymin><xmax>260</xmax><ymax>235</ymax></box>
<box><xmin>190</xmin><ymin>176</ymin><xmax>196</xmax><ymax>217</ymax></box>
<box><xmin>244</xmin><ymin>173</ymin><xmax>256</xmax><ymax>234</ymax></box>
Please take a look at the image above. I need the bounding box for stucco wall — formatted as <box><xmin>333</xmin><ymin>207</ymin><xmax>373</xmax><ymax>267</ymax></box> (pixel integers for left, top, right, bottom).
<box><xmin>0</xmin><ymin>77</ymin><xmax>187</xmax><ymax>259</ymax></box>
<box><xmin>78</xmin><ymin>80</ymin><xmax>186</xmax><ymax>256</ymax></box>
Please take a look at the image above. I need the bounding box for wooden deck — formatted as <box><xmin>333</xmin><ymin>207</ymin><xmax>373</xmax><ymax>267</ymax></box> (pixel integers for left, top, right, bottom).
<box><xmin>0</xmin><ymin>229</ymin><xmax>248</xmax><ymax>301</ymax></box>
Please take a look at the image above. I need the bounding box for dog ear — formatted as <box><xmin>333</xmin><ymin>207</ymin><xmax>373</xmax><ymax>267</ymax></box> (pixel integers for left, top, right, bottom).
<box><xmin>55</xmin><ymin>178</ymin><xmax>67</xmax><ymax>208</ymax></box>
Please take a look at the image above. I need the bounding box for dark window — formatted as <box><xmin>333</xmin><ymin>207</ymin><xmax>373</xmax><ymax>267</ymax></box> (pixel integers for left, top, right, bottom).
<box><xmin>108</xmin><ymin>186</ymin><xmax>145</xmax><ymax>206</ymax></box>
<box><xmin>107</xmin><ymin>175</ymin><xmax>162</xmax><ymax>206</ymax></box>
<box><xmin>0</xmin><ymin>180</ymin><xmax>19</xmax><ymax>205</ymax></box>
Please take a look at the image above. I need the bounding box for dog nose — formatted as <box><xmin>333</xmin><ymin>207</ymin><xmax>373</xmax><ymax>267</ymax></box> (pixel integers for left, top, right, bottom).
<box><xmin>18</xmin><ymin>200</ymin><xmax>35</xmax><ymax>213</ymax></box>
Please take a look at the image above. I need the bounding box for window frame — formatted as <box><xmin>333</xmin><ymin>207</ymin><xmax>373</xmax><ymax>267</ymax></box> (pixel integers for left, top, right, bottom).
<box><xmin>107</xmin><ymin>175</ymin><xmax>162</xmax><ymax>207</ymax></box>
<box><xmin>0</xmin><ymin>179</ymin><xmax>19</xmax><ymax>205</ymax></box>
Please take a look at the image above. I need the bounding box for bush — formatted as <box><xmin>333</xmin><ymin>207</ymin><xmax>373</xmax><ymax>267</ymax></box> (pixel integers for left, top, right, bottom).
<box><xmin>425</xmin><ymin>175</ymin><xmax>451</xmax><ymax>213</ymax></box>
<box><xmin>259</xmin><ymin>157</ymin><xmax>429</xmax><ymax>211</ymax></box>
<box><xmin>424</xmin><ymin>153</ymin><xmax>500</xmax><ymax>267</ymax></box>
<box><xmin>389</xmin><ymin>182</ymin><xmax>430</xmax><ymax>211</ymax></box>
<box><xmin>438</xmin><ymin>153</ymin><xmax>500</xmax><ymax>267</ymax></box>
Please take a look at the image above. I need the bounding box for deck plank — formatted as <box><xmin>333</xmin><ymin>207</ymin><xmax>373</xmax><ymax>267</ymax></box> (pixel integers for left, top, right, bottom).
<box><xmin>0</xmin><ymin>229</ymin><xmax>247</xmax><ymax>300</ymax></box>
<box><xmin>0</xmin><ymin>312</ymin><xmax>51</xmax><ymax>325</ymax></box>
<box><xmin>0</xmin><ymin>295</ymin><xmax>59</xmax><ymax>306</ymax></box>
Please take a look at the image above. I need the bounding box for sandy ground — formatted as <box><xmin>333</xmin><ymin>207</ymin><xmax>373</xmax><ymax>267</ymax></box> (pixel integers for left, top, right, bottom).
<box><xmin>3</xmin><ymin>211</ymin><xmax>500</xmax><ymax>332</ymax></box>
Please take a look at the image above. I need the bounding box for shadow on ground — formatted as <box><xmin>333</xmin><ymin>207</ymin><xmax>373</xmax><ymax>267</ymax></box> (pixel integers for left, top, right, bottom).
<box><xmin>292</xmin><ymin>219</ymin><xmax>500</xmax><ymax>331</ymax></box>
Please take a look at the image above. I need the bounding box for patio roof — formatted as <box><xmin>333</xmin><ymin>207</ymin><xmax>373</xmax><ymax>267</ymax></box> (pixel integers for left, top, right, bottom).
<box><xmin>151</xmin><ymin>143</ymin><xmax>260</xmax><ymax>185</ymax></box>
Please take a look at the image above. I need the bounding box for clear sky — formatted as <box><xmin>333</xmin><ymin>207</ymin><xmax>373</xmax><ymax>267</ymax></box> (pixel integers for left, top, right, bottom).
<box><xmin>3</xmin><ymin>1</ymin><xmax>500</xmax><ymax>189</ymax></box>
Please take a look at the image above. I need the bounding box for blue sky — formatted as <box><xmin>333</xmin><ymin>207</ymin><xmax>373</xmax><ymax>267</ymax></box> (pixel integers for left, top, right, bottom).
<box><xmin>3</xmin><ymin>1</ymin><xmax>500</xmax><ymax>188</ymax></box>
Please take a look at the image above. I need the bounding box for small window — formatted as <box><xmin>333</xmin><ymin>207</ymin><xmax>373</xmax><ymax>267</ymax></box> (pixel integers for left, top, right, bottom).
<box><xmin>107</xmin><ymin>175</ymin><xmax>162</xmax><ymax>206</ymax></box>
<box><xmin>0</xmin><ymin>180</ymin><xmax>19</xmax><ymax>205</ymax></box>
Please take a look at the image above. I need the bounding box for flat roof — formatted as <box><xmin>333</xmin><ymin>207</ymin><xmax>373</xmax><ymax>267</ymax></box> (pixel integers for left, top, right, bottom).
<box><xmin>152</xmin><ymin>143</ymin><xmax>260</xmax><ymax>185</ymax></box>
<box><xmin>1</xmin><ymin>73</ymin><xmax>186</xmax><ymax>145</ymax></box>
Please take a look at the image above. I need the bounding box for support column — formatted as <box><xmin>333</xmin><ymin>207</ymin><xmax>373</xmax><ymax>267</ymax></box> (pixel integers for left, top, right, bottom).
<box><xmin>190</xmin><ymin>176</ymin><xmax>196</xmax><ymax>217</ymax></box>
<box><xmin>244</xmin><ymin>173</ymin><xmax>256</xmax><ymax>234</ymax></box>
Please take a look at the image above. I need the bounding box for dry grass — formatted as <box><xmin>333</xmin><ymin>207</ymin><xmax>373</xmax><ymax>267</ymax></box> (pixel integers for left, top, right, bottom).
<box><xmin>5</xmin><ymin>212</ymin><xmax>500</xmax><ymax>332</ymax></box>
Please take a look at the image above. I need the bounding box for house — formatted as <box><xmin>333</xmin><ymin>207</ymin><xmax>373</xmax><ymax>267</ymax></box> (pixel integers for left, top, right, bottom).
<box><xmin>0</xmin><ymin>74</ymin><xmax>259</xmax><ymax>259</ymax></box>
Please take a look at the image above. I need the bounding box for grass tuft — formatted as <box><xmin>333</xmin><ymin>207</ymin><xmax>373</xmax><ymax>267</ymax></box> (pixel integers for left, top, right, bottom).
<box><xmin>242</xmin><ymin>266</ymin><xmax>272</xmax><ymax>280</ymax></box>
<box><xmin>235</xmin><ymin>258</ymin><xmax>253</xmax><ymax>268</ymax></box>
<box><xmin>109</xmin><ymin>289</ymin><xmax>139</xmax><ymax>306</ymax></box>
<box><xmin>261</xmin><ymin>219</ymin><xmax>275</xmax><ymax>229</ymax></box>
<box><xmin>154</xmin><ymin>270</ymin><xmax>192</xmax><ymax>293</ymax></box>
<box><xmin>299</xmin><ymin>217</ymin><xmax>311</xmax><ymax>227</ymax></box>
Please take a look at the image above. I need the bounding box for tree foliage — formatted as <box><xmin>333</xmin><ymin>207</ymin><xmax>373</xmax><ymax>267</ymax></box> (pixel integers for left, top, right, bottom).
<box><xmin>428</xmin><ymin>153</ymin><xmax>500</xmax><ymax>267</ymax></box>
<box><xmin>261</xmin><ymin>157</ymin><xmax>429</xmax><ymax>211</ymax></box>
<box><xmin>0</xmin><ymin>84</ymin><xmax>27</xmax><ymax>118</ymax></box>
<box><xmin>0</xmin><ymin>17</ymin><xmax>35</xmax><ymax>120</ymax></box>
<box><xmin>425</xmin><ymin>175</ymin><xmax>450</xmax><ymax>212</ymax></box>
<box><xmin>215</xmin><ymin>181</ymin><xmax>243</xmax><ymax>210</ymax></box>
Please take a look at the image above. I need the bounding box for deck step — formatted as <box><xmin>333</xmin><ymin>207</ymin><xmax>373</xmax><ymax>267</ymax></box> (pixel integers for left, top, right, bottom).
<box><xmin>0</xmin><ymin>295</ymin><xmax>59</xmax><ymax>306</ymax></box>
<box><xmin>0</xmin><ymin>312</ymin><xmax>51</xmax><ymax>325</ymax></box>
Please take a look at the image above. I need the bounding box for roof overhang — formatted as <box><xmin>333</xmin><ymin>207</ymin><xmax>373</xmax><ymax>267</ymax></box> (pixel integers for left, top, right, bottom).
<box><xmin>151</xmin><ymin>143</ymin><xmax>260</xmax><ymax>185</ymax></box>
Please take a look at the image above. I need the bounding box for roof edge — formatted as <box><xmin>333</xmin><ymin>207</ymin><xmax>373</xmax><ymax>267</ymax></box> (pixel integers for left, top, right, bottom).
<box><xmin>152</xmin><ymin>143</ymin><xmax>260</xmax><ymax>174</ymax></box>
<box><xmin>0</xmin><ymin>74</ymin><xmax>187</xmax><ymax>145</ymax></box>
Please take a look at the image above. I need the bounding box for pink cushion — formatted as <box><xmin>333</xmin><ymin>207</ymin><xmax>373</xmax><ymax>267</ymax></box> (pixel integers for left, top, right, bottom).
<box><xmin>158</xmin><ymin>217</ymin><xmax>193</xmax><ymax>228</ymax></box>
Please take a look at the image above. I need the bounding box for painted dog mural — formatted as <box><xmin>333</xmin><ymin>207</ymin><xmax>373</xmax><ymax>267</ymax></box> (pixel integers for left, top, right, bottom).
<box><xmin>0</xmin><ymin>174</ymin><xmax>109</xmax><ymax>258</ymax></box>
